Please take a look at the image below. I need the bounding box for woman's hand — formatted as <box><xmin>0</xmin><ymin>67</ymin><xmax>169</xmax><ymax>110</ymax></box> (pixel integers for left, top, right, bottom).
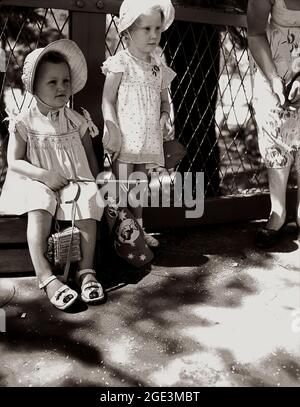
<box><xmin>270</xmin><ymin>75</ymin><xmax>286</xmax><ymax>107</ymax></box>
<box><xmin>43</xmin><ymin>171</ymin><xmax>69</xmax><ymax>191</ymax></box>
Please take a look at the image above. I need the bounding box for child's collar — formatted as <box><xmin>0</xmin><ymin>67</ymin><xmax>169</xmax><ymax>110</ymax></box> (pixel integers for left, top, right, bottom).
<box><xmin>33</xmin><ymin>102</ymin><xmax>68</xmax><ymax>133</ymax></box>
<box><xmin>125</xmin><ymin>48</ymin><xmax>161</xmax><ymax>66</ymax></box>
<box><xmin>35</xmin><ymin>95</ymin><xmax>67</xmax><ymax>117</ymax></box>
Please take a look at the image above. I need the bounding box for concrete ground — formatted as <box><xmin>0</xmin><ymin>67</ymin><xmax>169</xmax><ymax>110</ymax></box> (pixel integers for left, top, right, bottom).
<box><xmin>0</xmin><ymin>220</ymin><xmax>300</xmax><ymax>388</ymax></box>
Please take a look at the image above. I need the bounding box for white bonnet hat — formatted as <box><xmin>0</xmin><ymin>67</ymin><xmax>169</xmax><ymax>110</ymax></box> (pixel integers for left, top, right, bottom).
<box><xmin>22</xmin><ymin>39</ymin><xmax>87</xmax><ymax>95</ymax></box>
<box><xmin>119</xmin><ymin>0</ymin><xmax>175</xmax><ymax>34</ymax></box>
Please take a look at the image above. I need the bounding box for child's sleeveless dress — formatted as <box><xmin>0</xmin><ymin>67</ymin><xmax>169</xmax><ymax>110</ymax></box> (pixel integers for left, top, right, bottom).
<box><xmin>102</xmin><ymin>48</ymin><xmax>176</xmax><ymax>169</ymax></box>
<box><xmin>252</xmin><ymin>0</ymin><xmax>300</xmax><ymax>171</ymax></box>
<box><xmin>0</xmin><ymin>103</ymin><xmax>103</xmax><ymax>221</ymax></box>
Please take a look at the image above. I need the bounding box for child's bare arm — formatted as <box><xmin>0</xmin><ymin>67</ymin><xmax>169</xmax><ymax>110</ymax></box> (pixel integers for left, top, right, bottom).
<box><xmin>102</xmin><ymin>71</ymin><xmax>122</xmax><ymax>159</ymax></box>
<box><xmin>102</xmin><ymin>71</ymin><xmax>122</xmax><ymax>125</ymax></box>
<box><xmin>160</xmin><ymin>88</ymin><xmax>173</xmax><ymax>140</ymax></box>
<box><xmin>7</xmin><ymin>130</ymin><xmax>47</xmax><ymax>181</ymax></box>
<box><xmin>160</xmin><ymin>88</ymin><xmax>171</xmax><ymax>117</ymax></box>
<box><xmin>81</xmin><ymin>131</ymin><xmax>99</xmax><ymax>179</ymax></box>
<box><xmin>7</xmin><ymin>130</ymin><xmax>68</xmax><ymax>191</ymax></box>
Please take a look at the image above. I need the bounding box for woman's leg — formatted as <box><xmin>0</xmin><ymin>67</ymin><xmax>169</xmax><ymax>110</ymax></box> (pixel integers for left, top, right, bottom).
<box><xmin>27</xmin><ymin>210</ymin><xmax>71</xmax><ymax>299</ymax></box>
<box><xmin>296</xmin><ymin>168</ymin><xmax>300</xmax><ymax>227</ymax></box>
<box><xmin>266</xmin><ymin>166</ymin><xmax>290</xmax><ymax>230</ymax></box>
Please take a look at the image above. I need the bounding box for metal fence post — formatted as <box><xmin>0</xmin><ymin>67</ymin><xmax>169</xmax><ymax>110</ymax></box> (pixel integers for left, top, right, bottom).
<box><xmin>70</xmin><ymin>10</ymin><xmax>106</xmax><ymax>169</ymax></box>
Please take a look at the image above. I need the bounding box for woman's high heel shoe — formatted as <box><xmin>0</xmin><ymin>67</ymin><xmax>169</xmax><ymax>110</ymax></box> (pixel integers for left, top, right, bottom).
<box><xmin>254</xmin><ymin>224</ymin><xmax>285</xmax><ymax>249</ymax></box>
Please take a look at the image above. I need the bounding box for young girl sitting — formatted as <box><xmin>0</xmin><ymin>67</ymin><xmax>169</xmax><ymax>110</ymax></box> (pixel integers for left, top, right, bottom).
<box><xmin>0</xmin><ymin>39</ymin><xmax>104</xmax><ymax>310</ymax></box>
<box><xmin>101</xmin><ymin>0</ymin><xmax>176</xmax><ymax>248</ymax></box>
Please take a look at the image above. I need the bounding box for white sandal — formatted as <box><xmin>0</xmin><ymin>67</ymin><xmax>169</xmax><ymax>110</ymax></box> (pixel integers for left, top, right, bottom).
<box><xmin>75</xmin><ymin>269</ymin><xmax>105</xmax><ymax>303</ymax></box>
<box><xmin>39</xmin><ymin>275</ymin><xmax>78</xmax><ymax>310</ymax></box>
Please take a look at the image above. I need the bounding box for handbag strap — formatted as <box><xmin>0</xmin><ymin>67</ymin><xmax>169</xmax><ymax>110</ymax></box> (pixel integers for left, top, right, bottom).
<box><xmin>60</xmin><ymin>181</ymin><xmax>81</xmax><ymax>283</ymax></box>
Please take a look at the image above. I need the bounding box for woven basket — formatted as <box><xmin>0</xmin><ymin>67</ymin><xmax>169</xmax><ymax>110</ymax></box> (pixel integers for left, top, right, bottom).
<box><xmin>45</xmin><ymin>226</ymin><xmax>81</xmax><ymax>267</ymax></box>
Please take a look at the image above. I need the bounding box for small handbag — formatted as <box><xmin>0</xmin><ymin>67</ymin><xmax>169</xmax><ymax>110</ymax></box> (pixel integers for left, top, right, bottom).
<box><xmin>45</xmin><ymin>226</ymin><xmax>81</xmax><ymax>267</ymax></box>
<box><xmin>45</xmin><ymin>182</ymin><xmax>82</xmax><ymax>282</ymax></box>
<box><xmin>163</xmin><ymin>139</ymin><xmax>187</xmax><ymax>169</ymax></box>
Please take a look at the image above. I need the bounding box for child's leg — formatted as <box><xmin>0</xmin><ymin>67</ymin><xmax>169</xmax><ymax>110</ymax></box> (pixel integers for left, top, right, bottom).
<box><xmin>131</xmin><ymin>163</ymin><xmax>159</xmax><ymax>247</ymax></box>
<box><xmin>27</xmin><ymin>210</ymin><xmax>52</xmax><ymax>280</ymax></box>
<box><xmin>130</xmin><ymin>163</ymin><xmax>147</xmax><ymax>223</ymax></box>
<box><xmin>74</xmin><ymin>218</ymin><xmax>104</xmax><ymax>301</ymax></box>
<box><xmin>75</xmin><ymin>218</ymin><xmax>97</xmax><ymax>270</ymax></box>
<box><xmin>266</xmin><ymin>166</ymin><xmax>290</xmax><ymax>229</ymax></box>
<box><xmin>113</xmin><ymin>161</ymin><xmax>145</xmax><ymax>221</ymax></box>
<box><xmin>112</xmin><ymin>160</ymin><xmax>135</xmax><ymax>210</ymax></box>
<box><xmin>27</xmin><ymin>210</ymin><xmax>74</xmax><ymax>300</ymax></box>
<box><xmin>112</xmin><ymin>160</ymin><xmax>159</xmax><ymax>246</ymax></box>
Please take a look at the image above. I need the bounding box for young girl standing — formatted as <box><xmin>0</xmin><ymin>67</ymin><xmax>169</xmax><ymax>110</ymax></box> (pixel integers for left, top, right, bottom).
<box><xmin>0</xmin><ymin>39</ymin><xmax>104</xmax><ymax>310</ymax></box>
<box><xmin>101</xmin><ymin>0</ymin><xmax>176</xmax><ymax>247</ymax></box>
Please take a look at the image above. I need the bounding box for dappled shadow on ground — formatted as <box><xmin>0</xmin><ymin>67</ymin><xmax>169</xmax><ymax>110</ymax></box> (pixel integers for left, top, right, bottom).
<box><xmin>98</xmin><ymin>222</ymin><xmax>300</xmax><ymax>386</ymax></box>
<box><xmin>1</xmin><ymin>221</ymin><xmax>300</xmax><ymax>386</ymax></box>
<box><xmin>62</xmin><ymin>367</ymin><xmax>147</xmax><ymax>388</ymax></box>
<box><xmin>114</xmin><ymin>267</ymin><xmax>299</xmax><ymax>386</ymax></box>
<box><xmin>2</xmin><ymin>299</ymin><xmax>101</xmax><ymax>364</ymax></box>
<box><xmin>0</xmin><ymin>291</ymin><xmax>151</xmax><ymax>387</ymax></box>
<box><xmin>219</xmin><ymin>348</ymin><xmax>300</xmax><ymax>387</ymax></box>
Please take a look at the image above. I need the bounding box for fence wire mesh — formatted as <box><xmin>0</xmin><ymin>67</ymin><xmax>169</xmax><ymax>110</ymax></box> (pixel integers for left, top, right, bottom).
<box><xmin>1</xmin><ymin>6</ymin><xmax>293</xmax><ymax>203</ymax></box>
